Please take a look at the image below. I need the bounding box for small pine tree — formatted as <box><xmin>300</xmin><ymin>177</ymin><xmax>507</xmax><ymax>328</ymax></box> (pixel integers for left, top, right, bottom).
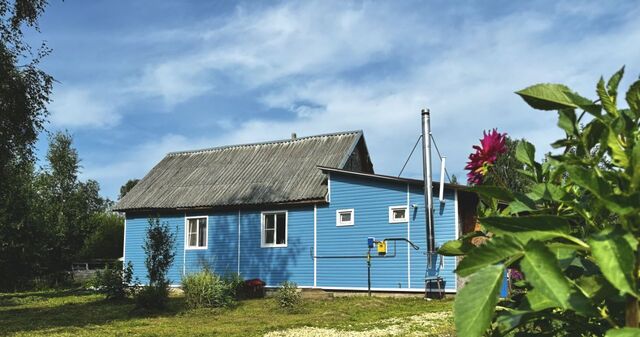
<box><xmin>136</xmin><ymin>216</ymin><xmax>175</xmax><ymax>309</ymax></box>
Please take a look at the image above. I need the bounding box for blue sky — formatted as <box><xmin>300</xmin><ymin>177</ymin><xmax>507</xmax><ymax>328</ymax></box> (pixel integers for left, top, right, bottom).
<box><xmin>29</xmin><ymin>0</ymin><xmax>640</xmax><ymax>200</ymax></box>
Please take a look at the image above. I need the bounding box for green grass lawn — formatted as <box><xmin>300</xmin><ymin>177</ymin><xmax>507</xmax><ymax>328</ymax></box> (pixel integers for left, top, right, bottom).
<box><xmin>0</xmin><ymin>289</ymin><xmax>454</xmax><ymax>336</ymax></box>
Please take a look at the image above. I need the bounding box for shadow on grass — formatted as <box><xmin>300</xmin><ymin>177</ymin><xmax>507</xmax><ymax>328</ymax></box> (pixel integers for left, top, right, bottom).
<box><xmin>0</xmin><ymin>288</ymin><xmax>87</xmax><ymax>300</ymax></box>
<box><xmin>0</xmin><ymin>292</ymin><xmax>186</xmax><ymax>335</ymax></box>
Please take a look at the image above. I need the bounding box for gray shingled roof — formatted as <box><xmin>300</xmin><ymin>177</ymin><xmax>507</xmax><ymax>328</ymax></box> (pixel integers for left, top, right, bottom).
<box><xmin>114</xmin><ymin>131</ymin><xmax>364</xmax><ymax>211</ymax></box>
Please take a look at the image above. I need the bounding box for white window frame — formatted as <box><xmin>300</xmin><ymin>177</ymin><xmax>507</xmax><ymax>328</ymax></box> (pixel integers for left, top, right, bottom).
<box><xmin>261</xmin><ymin>211</ymin><xmax>288</xmax><ymax>248</ymax></box>
<box><xmin>185</xmin><ymin>216</ymin><xmax>208</xmax><ymax>250</ymax></box>
<box><xmin>336</xmin><ymin>209</ymin><xmax>355</xmax><ymax>226</ymax></box>
<box><xmin>389</xmin><ymin>205</ymin><xmax>409</xmax><ymax>223</ymax></box>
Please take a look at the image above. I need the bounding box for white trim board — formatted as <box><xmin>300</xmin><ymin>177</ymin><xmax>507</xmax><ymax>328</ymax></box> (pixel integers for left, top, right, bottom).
<box><xmin>237</xmin><ymin>209</ymin><xmax>241</xmax><ymax>275</ymax></box>
<box><xmin>122</xmin><ymin>218</ymin><xmax>127</xmax><ymax>264</ymax></box>
<box><xmin>313</xmin><ymin>204</ymin><xmax>317</xmax><ymax>288</ymax></box>
<box><xmin>279</xmin><ymin>285</ymin><xmax>457</xmax><ymax>293</ymax></box>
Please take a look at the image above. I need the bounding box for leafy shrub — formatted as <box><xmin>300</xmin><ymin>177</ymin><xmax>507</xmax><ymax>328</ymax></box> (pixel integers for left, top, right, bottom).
<box><xmin>90</xmin><ymin>261</ymin><xmax>134</xmax><ymax>300</ymax></box>
<box><xmin>225</xmin><ymin>273</ymin><xmax>245</xmax><ymax>297</ymax></box>
<box><xmin>134</xmin><ymin>283</ymin><xmax>170</xmax><ymax>310</ymax></box>
<box><xmin>275</xmin><ymin>281</ymin><xmax>302</xmax><ymax>312</ymax></box>
<box><xmin>182</xmin><ymin>269</ymin><xmax>238</xmax><ymax>309</ymax></box>
<box><xmin>439</xmin><ymin>68</ymin><xmax>640</xmax><ymax>336</ymax></box>
<box><xmin>136</xmin><ymin>216</ymin><xmax>175</xmax><ymax>310</ymax></box>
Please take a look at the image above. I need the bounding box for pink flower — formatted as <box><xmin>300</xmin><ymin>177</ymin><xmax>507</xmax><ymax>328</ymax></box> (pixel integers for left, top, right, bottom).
<box><xmin>465</xmin><ymin>129</ymin><xmax>507</xmax><ymax>185</ymax></box>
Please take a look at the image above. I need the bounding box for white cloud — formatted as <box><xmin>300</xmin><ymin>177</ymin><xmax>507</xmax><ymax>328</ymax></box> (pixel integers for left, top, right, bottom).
<box><xmin>131</xmin><ymin>1</ymin><xmax>432</xmax><ymax>105</ymax></box>
<box><xmin>90</xmin><ymin>0</ymin><xmax>640</xmax><ymax>198</ymax></box>
<box><xmin>49</xmin><ymin>87</ymin><xmax>121</xmax><ymax>128</ymax></box>
<box><xmin>163</xmin><ymin>0</ymin><xmax>640</xmax><ymax>181</ymax></box>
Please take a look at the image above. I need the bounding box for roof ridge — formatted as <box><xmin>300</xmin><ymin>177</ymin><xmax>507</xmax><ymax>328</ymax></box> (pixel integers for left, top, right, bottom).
<box><xmin>167</xmin><ymin>130</ymin><xmax>363</xmax><ymax>156</ymax></box>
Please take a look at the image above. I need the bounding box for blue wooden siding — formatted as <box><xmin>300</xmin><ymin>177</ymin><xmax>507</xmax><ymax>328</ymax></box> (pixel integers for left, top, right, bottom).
<box><xmin>316</xmin><ymin>174</ymin><xmax>410</xmax><ymax>290</ymax></box>
<box><xmin>125</xmin><ymin>206</ymin><xmax>314</xmax><ymax>287</ymax></box>
<box><xmin>124</xmin><ymin>212</ymin><xmax>185</xmax><ymax>285</ymax></box>
<box><xmin>315</xmin><ymin>172</ymin><xmax>458</xmax><ymax>291</ymax></box>
<box><xmin>124</xmin><ymin>173</ymin><xmax>459</xmax><ymax>292</ymax></box>
<box><xmin>183</xmin><ymin>211</ymin><xmax>239</xmax><ymax>277</ymax></box>
<box><xmin>239</xmin><ymin>207</ymin><xmax>314</xmax><ymax>287</ymax></box>
<box><xmin>408</xmin><ymin>185</ymin><xmax>458</xmax><ymax>291</ymax></box>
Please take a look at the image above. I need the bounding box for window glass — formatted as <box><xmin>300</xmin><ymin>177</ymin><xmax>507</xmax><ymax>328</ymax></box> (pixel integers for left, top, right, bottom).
<box><xmin>188</xmin><ymin>219</ymin><xmax>198</xmax><ymax>247</ymax></box>
<box><xmin>265</xmin><ymin>214</ymin><xmax>275</xmax><ymax>229</ymax></box>
<box><xmin>393</xmin><ymin>209</ymin><xmax>406</xmax><ymax>220</ymax></box>
<box><xmin>340</xmin><ymin>212</ymin><xmax>351</xmax><ymax>223</ymax></box>
<box><xmin>276</xmin><ymin>213</ymin><xmax>286</xmax><ymax>244</ymax></box>
<box><xmin>198</xmin><ymin>218</ymin><xmax>207</xmax><ymax>247</ymax></box>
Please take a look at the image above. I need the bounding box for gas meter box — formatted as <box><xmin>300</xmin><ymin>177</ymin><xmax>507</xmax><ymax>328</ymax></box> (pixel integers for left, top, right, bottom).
<box><xmin>367</xmin><ymin>237</ymin><xmax>375</xmax><ymax>248</ymax></box>
<box><xmin>377</xmin><ymin>241</ymin><xmax>387</xmax><ymax>255</ymax></box>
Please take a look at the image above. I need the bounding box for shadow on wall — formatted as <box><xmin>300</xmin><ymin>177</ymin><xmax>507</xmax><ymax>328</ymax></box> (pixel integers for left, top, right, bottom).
<box><xmin>238</xmin><ymin>182</ymin><xmax>307</xmax><ymax>287</ymax></box>
<box><xmin>176</xmin><ymin>184</ymin><xmax>307</xmax><ymax>287</ymax></box>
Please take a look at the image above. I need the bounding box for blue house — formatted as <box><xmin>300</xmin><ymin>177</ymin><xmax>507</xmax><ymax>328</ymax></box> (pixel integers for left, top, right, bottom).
<box><xmin>114</xmin><ymin>131</ymin><xmax>472</xmax><ymax>293</ymax></box>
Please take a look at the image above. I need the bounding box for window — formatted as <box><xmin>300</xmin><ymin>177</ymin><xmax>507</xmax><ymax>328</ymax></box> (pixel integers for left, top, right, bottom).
<box><xmin>262</xmin><ymin>211</ymin><xmax>287</xmax><ymax>247</ymax></box>
<box><xmin>186</xmin><ymin>217</ymin><xmax>207</xmax><ymax>249</ymax></box>
<box><xmin>389</xmin><ymin>206</ymin><xmax>409</xmax><ymax>223</ymax></box>
<box><xmin>336</xmin><ymin>209</ymin><xmax>354</xmax><ymax>226</ymax></box>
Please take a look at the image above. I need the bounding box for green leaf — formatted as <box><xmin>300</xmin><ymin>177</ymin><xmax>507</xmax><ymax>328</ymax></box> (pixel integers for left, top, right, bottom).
<box><xmin>575</xmin><ymin>274</ymin><xmax>617</xmax><ymax>300</ymax></box>
<box><xmin>605</xmin><ymin>328</ymin><xmax>640</xmax><ymax>337</ymax></box>
<box><xmin>606</xmin><ymin>128</ymin><xmax>629</xmax><ymax>168</ymax></box>
<box><xmin>521</xmin><ymin>240</ymin><xmax>573</xmax><ymax>309</ymax></box>
<box><xmin>527</xmin><ymin>183</ymin><xmax>566</xmax><ymax>202</ymax></box>
<box><xmin>547</xmin><ymin>242</ymin><xmax>577</xmax><ymax>270</ymax></box>
<box><xmin>558</xmin><ymin>109</ymin><xmax>578</xmax><ymax>135</ymax></box>
<box><xmin>468</xmin><ymin>185</ymin><xmax>514</xmax><ymax>202</ymax></box>
<box><xmin>597</xmin><ymin>77</ymin><xmax>618</xmax><ymax>116</ymax></box>
<box><xmin>623</xmin><ymin>231</ymin><xmax>639</xmax><ymax>251</ymax></box>
<box><xmin>588</xmin><ymin>228</ymin><xmax>638</xmax><ymax>297</ymax></box>
<box><xmin>480</xmin><ymin>215</ymin><xmax>570</xmax><ymax>243</ymax></box>
<box><xmin>456</xmin><ymin>236</ymin><xmax>523</xmax><ymax>277</ymax></box>
<box><xmin>438</xmin><ymin>231</ymin><xmax>487</xmax><ymax>256</ymax></box>
<box><xmin>454</xmin><ymin>264</ymin><xmax>504</xmax><ymax>337</ymax></box>
<box><xmin>626</xmin><ymin>79</ymin><xmax>640</xmax><ymax>113</ymax></box>
<box><xmin>507</xmin><ymin>193</ymin><xmax>538</xmax><ymax>213</ymax></box>
<box><xmin>582</xmin><ymin>119</ymin><xmax>605</xmax><ymax>150</ymax></box>
<box><xmin>630</xmin><ymin>140</ymin><xmax>640</xmax><ymax>190</ymax></box>
<box><xmin>516</xmin><ymin>83</ymin><xmax>583</xmax><ymax>109</ymax></box>
<box><xmin>438</xmin><ymin>239</ymin><xmax>475</xmax><ymax>256</ymax></box>
<box><xmin>524</xmin><ymin>288</ymin><xmax>556</xmax><ymax>311</ymax></box>
<box><xmin>606</xmin><ymin>66</ymin><xmax>624</xmax><ymax>99</ymax></box>
<box><xmin>515</xmin><ymin>140</ymin><xmax>536</xmax><ymax>168</ymax></box>
<box><xmin>565</xmin><ymin>165</ymin><xmax>636</xmax><ymax>215</ymax></box>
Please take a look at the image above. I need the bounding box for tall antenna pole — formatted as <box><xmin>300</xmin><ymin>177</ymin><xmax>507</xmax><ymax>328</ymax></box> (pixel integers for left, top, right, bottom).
<box><xmin>421</xmin><ymin>109</ymin><xmax>435</xmax><ymax>261</ymax></box>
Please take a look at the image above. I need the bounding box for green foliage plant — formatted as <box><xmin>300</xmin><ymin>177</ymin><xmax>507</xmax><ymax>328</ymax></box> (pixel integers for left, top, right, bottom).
<box><xmin>181</xmin><ymin>268</ymin><xmax>238</xmax><ymax>309</ymax></box>
<box><xmin>91</xmin><ymin>261</ymin><xmax>135</xmax><ymax>300</ymax></box>
<box><xmin>439</xmin><ymin>68</ymin><xmax>640</xmax><ymax>336</ymax></box>
<box><xmin>135</xmin><ymin>216</ymin><xmax>175</xmax><ymax>309</ymax></box>
<box><xmin>275</xmin><ymin>281</ymin><xmax>302</xmax><ymax>312</ymax></box>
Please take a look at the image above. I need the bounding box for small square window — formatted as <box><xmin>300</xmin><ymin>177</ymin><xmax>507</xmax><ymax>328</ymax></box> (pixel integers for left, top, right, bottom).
<box><xmin>262</xmin><ymin>211</ymin><xmax>287</xmax><ymax>247</ymax></box>
<box><xmin>389</xmin><ymin>206</ymin><xmax>408</xmax><ymax>223</ymax></box>
<box><xmin>186</xmin><ymin>217</ymin><xmax>208</xmax><ymax>249</ymax></box>
<box><xmin>336</xmin><ymin>209</ymin><xmax>354</xmax><ymax>226</ymax></box>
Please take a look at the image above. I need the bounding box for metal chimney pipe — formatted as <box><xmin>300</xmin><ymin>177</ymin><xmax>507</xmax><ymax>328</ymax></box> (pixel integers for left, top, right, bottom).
<box><xmin>421</xmin><ymin>109</ymin><xmax>435</xmax><ymax>256</ymax></box>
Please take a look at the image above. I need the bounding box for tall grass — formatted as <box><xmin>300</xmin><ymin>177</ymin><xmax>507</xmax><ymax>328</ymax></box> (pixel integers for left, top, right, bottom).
<box><xmin>181</xmin><ymin>269</ymin><xmax>238</xmax><ymax>309</ymax></box>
